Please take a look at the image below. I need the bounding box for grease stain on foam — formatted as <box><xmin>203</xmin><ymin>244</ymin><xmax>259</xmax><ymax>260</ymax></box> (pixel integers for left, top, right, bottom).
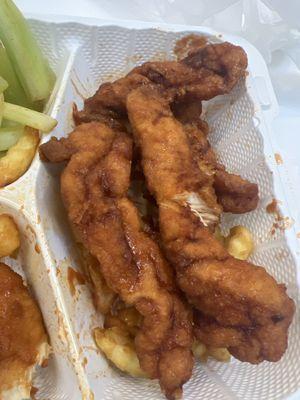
<box><xmin>266</xmin><ymin>198</ymin><xmax>294</xmax><ymax>235</ymax></box>
<box><xmin>67</xmin><ymin>267</ymin><xmax>86</xmax><ymax>297</ymax></box>
<box><xmin>125</xmin><ymin>54</ymin><xmax>143</xmax><ymax>64</ymax></box>
<box><xmin>266</xmin><ymin>198</ymin><xmax>278</xmax><ymax>214</ymax></box>
<box><xmin>82</xmin><ymin>357</ymin><xmax>88</xmax><ymax>368</ymax></box>
<box><xmin>274</xmin><ymin>152</ymin><xmax>283</xmax><ymax>165</ymax></box>
<box><xmin>35</xmin><ymin>243</ymin><xmax>41</xmax><ymax>254</ymax></box>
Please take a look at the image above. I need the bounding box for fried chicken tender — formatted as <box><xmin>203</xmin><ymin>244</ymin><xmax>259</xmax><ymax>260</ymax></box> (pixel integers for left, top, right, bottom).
<box><xmin>127</xmin><ymin>86</ymin><xmax>295</xmax><ymax>364</ymax></box>
<box><xmin>0</xmin><ymin>263</ymin><xmax>49</xmax><ymax>399</ymax></box>
<box><xmin>40</xmin><ymin>123</ymin><xmax>194</xmax><ymax>400</ymax></box>
<box><xmin>75</xmin><ymin>41</ymin><xmax>247</xmax><ymax>125</ymax></box>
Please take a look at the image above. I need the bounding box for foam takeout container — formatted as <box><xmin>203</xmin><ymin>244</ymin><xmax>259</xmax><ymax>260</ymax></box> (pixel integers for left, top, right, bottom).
<box><xmin>1</xmin><ymin>15</ymin><xmax>299</xmax><ymax>400</ymax></box>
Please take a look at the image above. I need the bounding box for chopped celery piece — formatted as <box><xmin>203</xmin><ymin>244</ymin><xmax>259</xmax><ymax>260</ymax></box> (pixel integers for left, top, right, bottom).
<box><xmin>3</xmin><ymin>102</ymin><xmax>57</xmax><ymax>133</ymax></box>
<box><xmin>1</xmin><ymin>119</ymin><xmax>21</xmax><ymax>127</ymax></box>
<box><xmin>0</xmin><ymin>93</ymin><xmax>4</xmax><ymax>126</ymax></box>
<box><xmin>0</xmin><ymin>76</ymin><xmax>8</xmax><ymax>93</ymax></box>
<box><xmin>0</xmin><ymin>41</ymin><xmax>31</xmax><ymax>107</ymax></box>
<box><xmin>0</xmin><ymin>0</ymin><xmax>55</xmax><ymax>102</ymax></box>
<box><xmin>0</xmin><ymin>124</ymin><xmax>24</xmax><ymax>150</ymax></box>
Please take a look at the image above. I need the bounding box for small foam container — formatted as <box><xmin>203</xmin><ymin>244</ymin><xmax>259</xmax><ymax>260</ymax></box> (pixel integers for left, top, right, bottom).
<box><xmin>2</xmin><ymin>15</ymin><xmax>299</xmax><ymax>400</ymax></box>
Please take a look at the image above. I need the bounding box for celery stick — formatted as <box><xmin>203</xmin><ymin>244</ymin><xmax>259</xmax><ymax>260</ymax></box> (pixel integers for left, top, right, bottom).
<box><xmin>1</xmin><ymin>119</ymin><xmax>21</xmax><ymax>127</ymax></box>
<box><xmin>0</xmin><ymin>76</ymin><xmax>8</xmax><ymax>93</ymax></box>
<box><xmin>0</xmin><ymin>124</ymin><xmax>24</xmax><ymax>150</ymax></box>
<box><xmin>0</xmin><ymin>0</ymin><xmax>55</xmax><ymax>102</ymax></box>
<box><xmin>0</xmin><ymin>93</ymin><xmax>4</xmax><ymax>126</ymax></box>
<box><xmin>3</xmin><ymin>102</ymin><xmax>57</xmax><ymax>133</ymax></box>
<box><xmin>0</xmin><ymin>41</ymin><xmax>31</xmax><ymax>107</ymax></box>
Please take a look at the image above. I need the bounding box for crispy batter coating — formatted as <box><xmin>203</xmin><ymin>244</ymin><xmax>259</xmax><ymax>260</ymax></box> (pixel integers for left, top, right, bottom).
<box><xmin>75</xmin><ymin>74</ymin><xmax>150</xmax><ymax>125</ymax></box>
<box><xmin>213</xmin><ymin>169</ymin><xmax>259</xmax><ymax>213</ymax></box>
<box><xmin>127</xmin><ymin>86</ymin><xmax>295</xmax><ymax>364</ymax></box>
<box><xmin>0</xmin><ymin>263</ymin><xmax>48</xmax><ymax>396</ymax></box>
<box><xmin>41</xmin><ymin>123</ymin><xmax>194</xmax><ymax>400</ymax></box>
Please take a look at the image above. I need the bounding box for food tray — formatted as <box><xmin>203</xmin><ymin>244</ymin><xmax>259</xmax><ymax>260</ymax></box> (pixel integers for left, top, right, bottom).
<box><xmin>1</xmin><ymin>16</ymin><xmax>299</xmax><ymax>400</ymax></box>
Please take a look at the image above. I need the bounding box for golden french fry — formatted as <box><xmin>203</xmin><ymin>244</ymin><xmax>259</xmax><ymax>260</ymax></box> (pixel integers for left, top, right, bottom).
<box><xmin>0</xmin><ymin>214</ymin><xmax>20</xmax><ymax>257</ymax></box>
<box><xmin>225</xmin><ymin>225</ymin><xmax>254</xmax><ymax>260</ymax></box>
<box><xmin>94</xmin><ymin>327</ymin><xmax>148</xmax><ymax>378</ymax></box>
<box><xmin>0</xmin><ymin>126</ymin><xmax>39</xmax><ymax>187</ymax></box>
<box><xmin>193</xmin><ymin>340</ymin><xmax>231</xmax><ymax>363</ymax></box>
<box><xmin>78</xmin><ymin>244</ymin><xmax>116</xmax><ymax>314</ymax></box>
<box><xmin>192</xmin><ymin>341</ymin><xmax>208</xmax><ymax>362</ymax></box>
<box><xmin>207</xmin><ymin>347</ymin><xmax>231</xmax><ymax>362</ymax></box>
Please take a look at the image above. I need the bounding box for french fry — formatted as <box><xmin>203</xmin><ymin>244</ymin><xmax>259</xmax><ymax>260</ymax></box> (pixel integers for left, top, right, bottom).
<box><xmin>94</xmin><ymin>326</ymin><xmax>148</xmax><ymax>378</ymax></box>
<box><xmin>78</xmin><ymin>245</ymin><xmax>116</xmax><ymax>314</ymax></box>
<box><xmin>0</xmin><ymin>126</ymin><xmax>39</xmax><ymax>187</ymax></box>
<box><xmin>225</xmin><ymin>225</ymin><xmax>254</xmax><ymax>260</ymax></box>
<box><xmin>0</xmin><ymin>214</ymin><xmax>20</xmax><ymax>257</ymax></box>
<box><xmin>207</xmin><ymin>347</ymin><xmax>231</xmax><ymax>362</ymax></box>
<box><xmin>192</xmin><ymin>340</ymin><xmax>231</xmax><ymax>363</ymax></box>
<box><xmin>192</xmin><ymin>341</ymin><xmax>208</xmax><ymax>362</ymax></box>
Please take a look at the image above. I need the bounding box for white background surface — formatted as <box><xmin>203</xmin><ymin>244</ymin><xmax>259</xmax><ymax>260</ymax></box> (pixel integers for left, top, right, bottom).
<box><xmin>14</xmin><ymin>0</ymin><xmax>300</xmax><ymax>225</ymax></box>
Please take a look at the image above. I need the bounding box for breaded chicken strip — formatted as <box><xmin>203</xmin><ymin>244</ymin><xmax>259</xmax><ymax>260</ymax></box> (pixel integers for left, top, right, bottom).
<box><xmin>40</xmin><ymin>123</ymin><xmax>194</xmax><ymax>400</ymax></box>
<box><xmin>127</xmin><ymin>86</ymin><xmax>295</xmax><ymax>364</ymax></box>
<box><xmin>0</xmin><ymin>263</ymin><xmax>49</xmax><ymax>400</ymax></box>
<box><xmin>75</xmin><ymin>41</ymin><xmax>247</xmax><ymax>124</ymax></box>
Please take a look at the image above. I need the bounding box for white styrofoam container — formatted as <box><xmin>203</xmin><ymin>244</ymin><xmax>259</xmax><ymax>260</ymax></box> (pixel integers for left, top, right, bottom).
<box><xmin>1</xmin><ymin>15</ymin><xmax>299</xmax><ymax>400</ymax></box>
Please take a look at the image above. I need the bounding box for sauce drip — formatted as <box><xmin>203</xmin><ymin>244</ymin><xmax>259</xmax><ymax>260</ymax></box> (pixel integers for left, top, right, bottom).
<box><xmin>67</xmin><ymin>267</ymin><xmax>86</xmax><ymax>296</ymax></box>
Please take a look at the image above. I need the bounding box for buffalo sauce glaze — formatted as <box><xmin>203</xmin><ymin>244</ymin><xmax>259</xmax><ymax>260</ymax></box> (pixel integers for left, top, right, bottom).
<box><xmin>0</xmin><ymin>263</ymin><xmax>48</xmax><ymax>390</ymax></box>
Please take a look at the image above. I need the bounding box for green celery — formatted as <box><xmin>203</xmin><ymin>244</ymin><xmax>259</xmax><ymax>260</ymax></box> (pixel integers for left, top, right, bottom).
<box><xmin>0</xmin><ymin>123</ymin><xmax>24</xmax><ymax>150</ymax></box>
<box><xmin>3</xmin><ymin>102</ymin><xmax>57</xmax><ymax>132</ymax></box>
<box><xmin>0</xmin><ymin>41</ymin><xmax>31</xmax><ymax>107</ymax></box>
<box><xmin>0</xmin><ymin>0</ymin><xmax>56</xmax><ymax>102</ymax></box>
<box><xmin>0</xmin><ymin>76</ymin><xmax>8</xmax><ymax>93</ymax></box>
<box><xmin>0</xmin><ymin>93</ymin><xmax>3</xmax><ymax>126</ymax></box>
